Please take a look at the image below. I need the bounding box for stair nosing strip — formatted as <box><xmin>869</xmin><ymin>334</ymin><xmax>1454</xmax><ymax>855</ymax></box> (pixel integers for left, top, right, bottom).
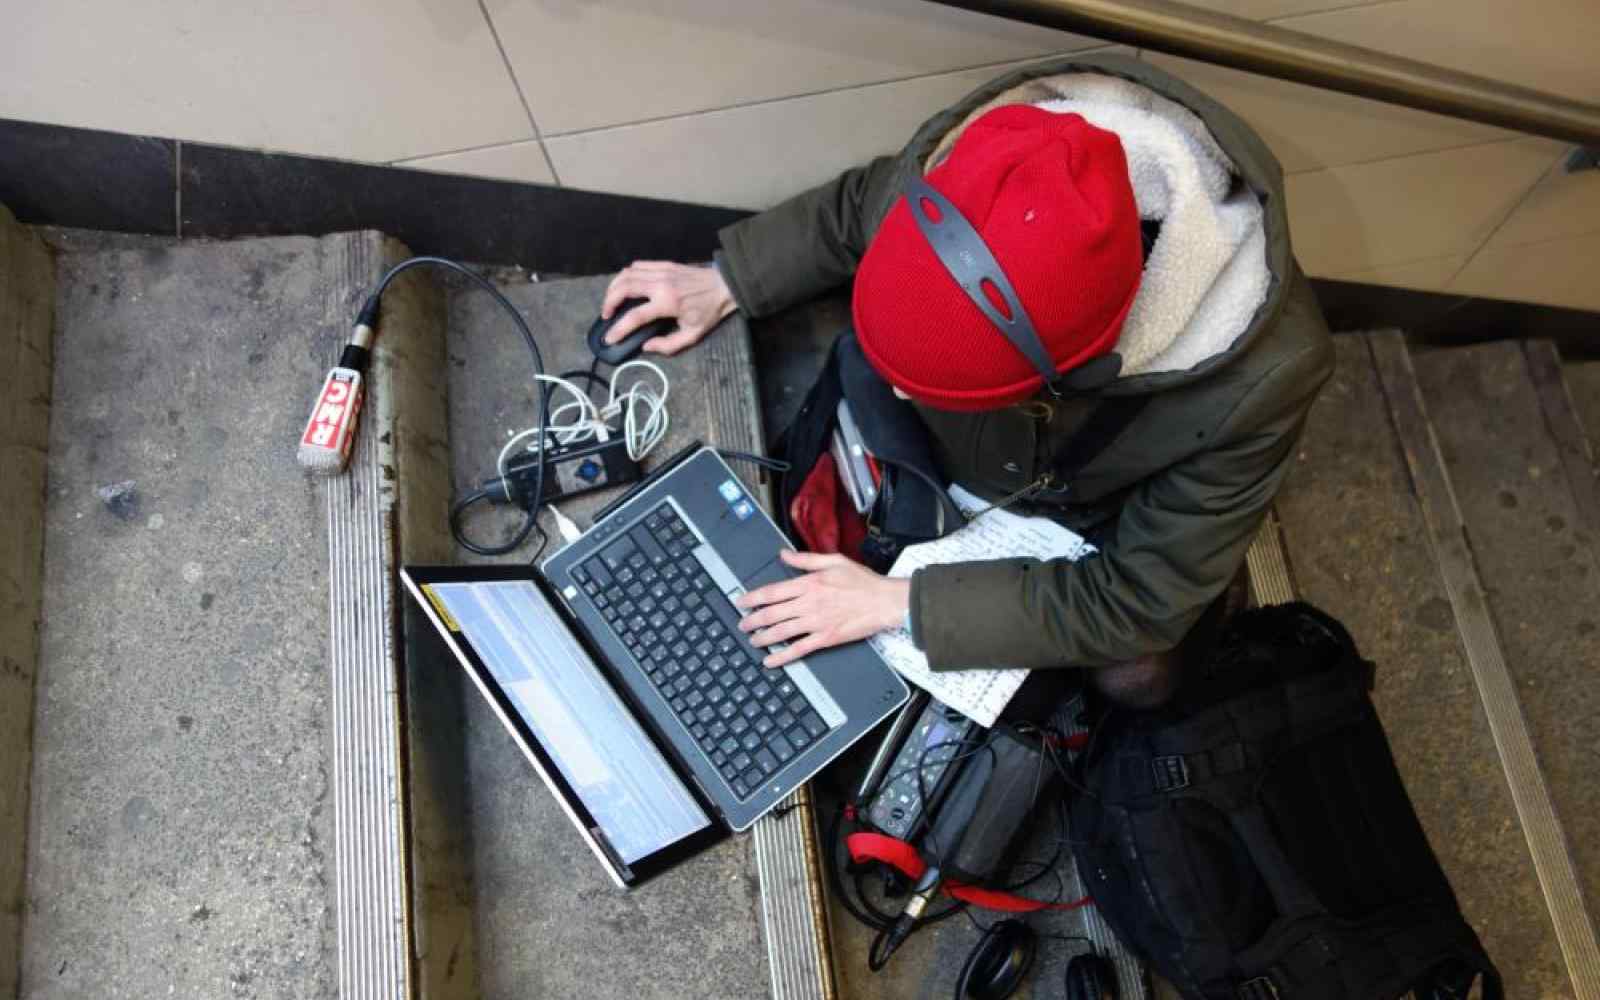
<box><xmin>1246</xmin><ymin>511</ymin><xmax>1296</xmax><ymax>607</ymax></box>
<box><xmin>324</xmin><ymin>235</ymin><xmax>410</xmax><ymax>1000</ymax></box>
<box><xmin>1369</xmin><ymin>329</ymin><xmax>1600</xmax><ymax>999</ymax></box>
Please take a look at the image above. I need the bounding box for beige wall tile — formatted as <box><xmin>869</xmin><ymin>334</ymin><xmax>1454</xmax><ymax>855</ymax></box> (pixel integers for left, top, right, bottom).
<box><xmin>1328</xmin><ymin>254</ymin><xmax>1469</xmax><ymax>291</ymax></box>
<box><xmin>1285</xmin><ymin>138</ymin><xmax>1559</xmax><ymax>276</ymax></box>
<box><xmin>397</xmin><ymin>142</ymin><xmax>558</xmax><ymax>186</ymax></box>
<box><xmin>545</xmin><ymin>58</ymin><xmax>1068</xmax><ymax>210</ymax></box>
<box><xmin>1277</xmin><ymin>0</ymin><xmax>1600</xmax><ymax>104</ymax></box>
<box><xmin>1143</xmin><ymin>53</ymin><xmax>1508</xmax><ymax>173</ymax></box>
<box><xmin>1451</xmin><ymin>232</ymin><xmax>1600</xmax><ymax>311</ymax></box>
<box><xmin>1488</xmin><ymin>154</ymin><xmax>1600</xmax><ymax>250</ymax></box>
<box><xmin>487</xmin><ymin>0</ymin><xmax>1099</xmax><ymax>135</ymax></box>
<box><xmin>1</xmin><ymin>0</ymin><xmax>533</xmax><ymax>162</ymax></box>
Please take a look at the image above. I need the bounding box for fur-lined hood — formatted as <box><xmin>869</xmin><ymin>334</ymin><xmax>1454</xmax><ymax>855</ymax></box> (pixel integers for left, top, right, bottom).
<box><xmin>896</xmin><ymin>52</ymin><xmax>1294</xmax><ymax>395</ymax></box>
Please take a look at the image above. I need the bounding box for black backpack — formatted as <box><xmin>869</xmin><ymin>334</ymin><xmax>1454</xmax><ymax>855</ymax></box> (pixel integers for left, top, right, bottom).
<box><xmin>1069</xmin><ymin>603</ymin><xmax>1502</xmax><ymax>1000</ymax></box>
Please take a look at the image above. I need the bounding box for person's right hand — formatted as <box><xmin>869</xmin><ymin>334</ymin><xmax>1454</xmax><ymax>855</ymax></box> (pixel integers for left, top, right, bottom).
<box><xmin>600</xmin><ymin>260</ymin><xmax>737</xmax><ymax>356</ymax></box>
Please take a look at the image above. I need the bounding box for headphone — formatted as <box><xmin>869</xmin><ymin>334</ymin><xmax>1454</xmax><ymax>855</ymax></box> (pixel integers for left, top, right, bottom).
<box><xmin>903</xmin><ymin>178</ymin><xmax>1125</xmax><ymax>397</ymax></box>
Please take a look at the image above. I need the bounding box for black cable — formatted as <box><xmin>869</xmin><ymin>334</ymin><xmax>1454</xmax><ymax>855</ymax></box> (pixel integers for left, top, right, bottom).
<box><xmin>362</xmin><ymin>256</ymin><xmax>554</xmax><ymax>560</ymax></box>
<box><xmin>448</xmin><ymin>487</ymin><xmax>546</xmax><ymax>558</ymax></box>
<box><xmin>840</xmin><ymin>720</ymin><xmax>1094</xmax><ymax>973</ymax></box>
<box><xmin>717</xmin><ymin>448</ymin><xmax>792</xmax><ymax>473</ymax></box>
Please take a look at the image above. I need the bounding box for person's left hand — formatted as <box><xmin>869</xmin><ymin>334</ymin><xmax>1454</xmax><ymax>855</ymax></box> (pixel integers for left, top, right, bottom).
<box><xmin>736</xmin><ymin>550</ymin><xmax>910</xmax><ymax>669</ymax></box>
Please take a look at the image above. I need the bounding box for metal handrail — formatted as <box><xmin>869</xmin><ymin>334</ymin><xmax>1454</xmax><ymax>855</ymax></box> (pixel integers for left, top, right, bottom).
<box><xmin>927</xmin><ymin>0</ymin><xmax>1600</xmax><ymax>147</ymax></box>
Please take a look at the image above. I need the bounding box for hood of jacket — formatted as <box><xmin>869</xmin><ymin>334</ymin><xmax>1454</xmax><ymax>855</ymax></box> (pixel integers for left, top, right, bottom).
<box><xmin>883</xmin><ymin>52</ymin><xmax>1293</xmax><ymax>397</ymax></box>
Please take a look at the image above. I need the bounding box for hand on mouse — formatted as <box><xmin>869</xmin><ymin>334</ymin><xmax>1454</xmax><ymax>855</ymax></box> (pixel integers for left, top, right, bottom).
<box><xmin>736</xmin><ymin>550</ymin><xmax>910</xmax><ymax>668</ymax></box>
<box><xmin>600</xmin><ymin>261</ymin><xmax>736</xmax><ymax>356</ymax></box>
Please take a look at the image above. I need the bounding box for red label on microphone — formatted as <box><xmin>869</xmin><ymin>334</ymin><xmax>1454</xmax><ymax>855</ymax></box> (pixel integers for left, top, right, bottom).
<box><xmin>301</xmin><ymin>368</ymin><xmax>363</xmax><ymax>451</ymax></box>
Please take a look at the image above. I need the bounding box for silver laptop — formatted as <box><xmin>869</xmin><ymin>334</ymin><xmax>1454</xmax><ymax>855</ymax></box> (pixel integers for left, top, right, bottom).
<box><xmin>403</xmin><ymin>447</ymin><xmax>909</xmax><ymax>887</ymax></box>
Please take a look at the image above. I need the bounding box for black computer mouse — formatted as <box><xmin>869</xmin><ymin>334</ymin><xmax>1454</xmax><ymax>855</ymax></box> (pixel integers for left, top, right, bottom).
<box><xmin>960</xmin><ymin>919</ymin><xmax>1037</xmax><ymax>1000</ymax></box>
<box><xmin>1064</xmin><ymin>952</ymin><xmax>1120</xmax><ymax>1000</ymax></box>
<box><xmin>587</xmin><ymin>297</ymin><xmax>675</xmax><ymax>366</ymax></box>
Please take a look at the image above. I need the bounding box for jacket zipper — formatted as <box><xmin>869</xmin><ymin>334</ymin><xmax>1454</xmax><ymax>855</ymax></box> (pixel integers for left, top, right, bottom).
<box><xmin>966</xmin><ymin>473</ymin><xmax>1060</xmax><ymax>521</ymax></box>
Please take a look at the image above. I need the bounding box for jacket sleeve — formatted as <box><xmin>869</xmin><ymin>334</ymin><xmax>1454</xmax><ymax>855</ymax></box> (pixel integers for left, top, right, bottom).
<box><xmin>909</xmin><ymin>323</ymin><xmax>1334</xmax><ymax>670</ymax></box>
<box><xmin>715</xmin><ymin>155</ymin><xmax>905</xmax><ymax>318</ymax></box>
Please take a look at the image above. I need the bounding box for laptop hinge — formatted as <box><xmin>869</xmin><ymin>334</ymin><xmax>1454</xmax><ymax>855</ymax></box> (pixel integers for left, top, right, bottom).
<box><xmin>589</xmin><ymin>825</ymin><xmax>635</xmax><ymax>883</ymax></box>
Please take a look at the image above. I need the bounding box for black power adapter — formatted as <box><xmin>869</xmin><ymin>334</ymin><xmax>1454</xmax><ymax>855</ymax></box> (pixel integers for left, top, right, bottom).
<box><xmin>484</xmin><ymin>436</ymin><xmax>642</xmax><ymax>510</ymax></box>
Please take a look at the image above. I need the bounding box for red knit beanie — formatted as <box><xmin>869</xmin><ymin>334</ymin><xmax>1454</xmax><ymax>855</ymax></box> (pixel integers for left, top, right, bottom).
<box><xmin>853</xmin><ymin>104</ymin><xmax>1142</xmax><ymax>411</ymax></box>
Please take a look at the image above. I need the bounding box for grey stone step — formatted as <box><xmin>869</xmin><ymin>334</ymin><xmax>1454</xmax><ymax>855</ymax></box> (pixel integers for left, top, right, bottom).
<box><xmin>1410</xmin><ymin>339</ymin><xmax>1600</xmax><ymax>929</ymax></box>
<box><xmin>1272</xmin><ymin>333</ymin><xmax>1574</xmax><ymax>996</ymax></box>
<box><xmin>1564</xmin><ymin>356</ymin><xmax>1600</xmax><ymax>457</ymax></box>
<box><xmin>21</xmin><ymin>233</ymin><xmax>377</xmax><ymax>999</ymax></box>
<box><xmin>1554</xmin><ymin>350</ymin><xmax>1600</xmax><ymax>566</ymax></box>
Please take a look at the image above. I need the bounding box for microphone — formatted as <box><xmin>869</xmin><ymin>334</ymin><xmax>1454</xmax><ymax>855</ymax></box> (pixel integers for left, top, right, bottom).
<box><xmin>297</xmin><ymin>298</ymin><xmax>377</xmax><ymax>476</ymax></box>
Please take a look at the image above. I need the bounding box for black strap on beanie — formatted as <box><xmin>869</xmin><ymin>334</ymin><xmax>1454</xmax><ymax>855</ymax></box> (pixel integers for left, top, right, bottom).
<box><xmin>903</xmin><ymin>177</ymin><xmax>1123</xmax><ymax>397</ymax></box>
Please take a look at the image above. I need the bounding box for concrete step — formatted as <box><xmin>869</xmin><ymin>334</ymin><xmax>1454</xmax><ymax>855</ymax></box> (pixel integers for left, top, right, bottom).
<box><xmin>1553</xmin><ymin>349</ymin><xmax>1600</xmax><ymax>567</ymax></box>
<box><xmin>17</xmin><ymin>233</ymin><xmax>833</xmax><ymax>1000</ymax></box>
<box><xmin>20</xmin><ymin>232</ymin><xmax>381</xmax><ymax>998</ymax></box>
<box><xmin>1272</xmin><ymin>333</ymin><xmax>1575</xmax><ymax>996</ymax></box>
<box><xmin>1563</xmin><ymin>356</ymin><xmax>1600</xmax><ymax>453</ymax></box>
<box><xmin>1410</xmin><ymin>339</ymin><xmax>1600</xmax><ymax>927</ymax></box>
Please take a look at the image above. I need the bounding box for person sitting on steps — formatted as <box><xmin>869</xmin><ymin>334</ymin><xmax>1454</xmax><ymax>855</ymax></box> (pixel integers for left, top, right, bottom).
<box><xmin>598</xmin><ymin>54</ymin><xmax>1331</xmax><ymax>709</ymax></box>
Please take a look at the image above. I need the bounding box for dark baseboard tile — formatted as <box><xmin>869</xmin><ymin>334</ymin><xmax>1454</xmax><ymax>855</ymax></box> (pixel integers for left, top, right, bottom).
<box><xmin>177</xmin><ymin>143</ymin><xmax>750</xmax><ymax>275</ymax></box>
<box><xmin>3</xmin><ymin>117</ymin><xmax>1597</xmax><ymax>341</ymax></box>
<box><xmin>0</xmin><ymin>118</ymin><xmax>177</xmax><ymax>235</ymax></box>
<box><xmin>1</xmin><ymin>116</ymin><xmax>750</xmax><ymax>273</ymax></box>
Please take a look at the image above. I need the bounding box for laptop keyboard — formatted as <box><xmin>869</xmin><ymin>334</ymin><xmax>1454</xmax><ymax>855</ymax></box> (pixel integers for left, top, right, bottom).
<box><xmin>570</xmin><ymin>502</ymin><xmax>832</xmax><ymax>801</ymax></box>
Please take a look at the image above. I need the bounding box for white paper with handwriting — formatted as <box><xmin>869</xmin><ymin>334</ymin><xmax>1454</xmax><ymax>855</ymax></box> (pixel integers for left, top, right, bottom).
<box><xmin>868</xmin><ymin>484</ymin><xmax>1096</xmax><ymax>726</ymax></box>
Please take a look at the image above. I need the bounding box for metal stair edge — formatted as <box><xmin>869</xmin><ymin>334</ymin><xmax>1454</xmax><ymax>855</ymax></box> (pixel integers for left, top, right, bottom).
<box><xmin>320</xmin><ymin>231</ymin><xmax>451</xmax><ymax>1000</ymax></box>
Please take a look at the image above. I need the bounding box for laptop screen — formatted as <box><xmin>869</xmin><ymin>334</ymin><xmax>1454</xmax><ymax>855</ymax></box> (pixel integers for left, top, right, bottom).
<box><xmin>428</xmin><ymin>580</ymin><xmax>711</xmax><ymax>865</ymax></box>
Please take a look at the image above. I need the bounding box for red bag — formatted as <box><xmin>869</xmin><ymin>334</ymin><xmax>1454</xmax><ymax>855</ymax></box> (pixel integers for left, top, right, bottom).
<box><xmin>788</xmin><ymin>451</ymin><xmax>869</xmax><ymax>559</ymax></box>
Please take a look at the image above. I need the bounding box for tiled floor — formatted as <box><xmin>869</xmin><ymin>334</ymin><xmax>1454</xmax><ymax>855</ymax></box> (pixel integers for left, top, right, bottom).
<box><xmin>2</xmin><ymin>0</ymin><xmax>1597</xmax><ymax>308</ymax></box>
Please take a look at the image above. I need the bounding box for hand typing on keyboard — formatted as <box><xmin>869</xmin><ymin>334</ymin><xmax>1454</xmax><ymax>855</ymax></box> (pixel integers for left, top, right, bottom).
<box><xmin>576</xmin><ymin>502</ymin><xmax>844</xmax><ymax>801</ymax></box>
<box><xmin>735</xmin><ymin>550</ymin><xmax>910</xmax><ymax>669</ymax></box>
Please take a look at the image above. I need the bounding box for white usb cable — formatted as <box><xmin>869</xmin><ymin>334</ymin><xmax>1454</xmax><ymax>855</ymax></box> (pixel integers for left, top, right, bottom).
<box><xmin>497</xmin><ymin>360</ymin><xmax>672</xmax><ymax>489</ymax></box>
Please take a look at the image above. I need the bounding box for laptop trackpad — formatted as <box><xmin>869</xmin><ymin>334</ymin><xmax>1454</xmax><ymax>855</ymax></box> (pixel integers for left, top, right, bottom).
<box><xmin>741</xmin><ymin>556</ymin><xmax>798</xmax><ymax>592</ymax></box>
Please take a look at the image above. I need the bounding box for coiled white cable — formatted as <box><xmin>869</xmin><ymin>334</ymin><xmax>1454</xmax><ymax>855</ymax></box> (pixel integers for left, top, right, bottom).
<box><xmin>497</xmin><ymin>361</ymin><xmax>671</xmax><ymax>486</ymax></box>
<box><xmin>606</xmin><ymin>360</ymin><xmax>671</xmax><ymax>461</ymax></box>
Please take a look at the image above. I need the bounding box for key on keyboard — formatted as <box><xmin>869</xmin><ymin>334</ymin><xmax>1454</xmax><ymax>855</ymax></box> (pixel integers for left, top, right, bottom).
<box><xmin>580</xmin><ymin>502</ymin><xmax>834</xmax><ymax>801</ymax></box>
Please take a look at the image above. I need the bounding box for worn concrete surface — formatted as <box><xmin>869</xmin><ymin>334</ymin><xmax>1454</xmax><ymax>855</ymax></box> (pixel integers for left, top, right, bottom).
<box><xmin>435</xmin><ymin>273</ymin><xmax>770</xmax><ymax>999</ymax></box>
<box><xmin>1272</xmin><ymin>334</ymin><xmax>1571</xmax><ymax>996</ymax></box>
<box><xmin>22</xmin><ymin>236</ymin><xmax>344</xmax><ymax>998</ymax></box>
<box><xmin>1562</xmin><ymin>356</ymin><xmax>1600</xmax><ymax>561</ymax></box>
<box><xmin>1412</xmin><ymin>341</ymin><xmax>1600</xmax><ymax>925</ymax></box>
<box><xmin>1</xmin><ymin>207</ymin><xmax>54</xmax><ymax>999</ymax></box>
<box><xmin>1567</xmin><ymin>360</ymin><xmax>1600</xmax><ymax>464</ymax></box>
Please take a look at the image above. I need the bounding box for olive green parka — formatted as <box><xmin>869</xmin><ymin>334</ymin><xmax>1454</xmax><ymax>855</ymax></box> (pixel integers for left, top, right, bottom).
<box><xmin>715</xmin><ymin>53</ymin><xmax>1333</xmax><ymax>670</ymax></box>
